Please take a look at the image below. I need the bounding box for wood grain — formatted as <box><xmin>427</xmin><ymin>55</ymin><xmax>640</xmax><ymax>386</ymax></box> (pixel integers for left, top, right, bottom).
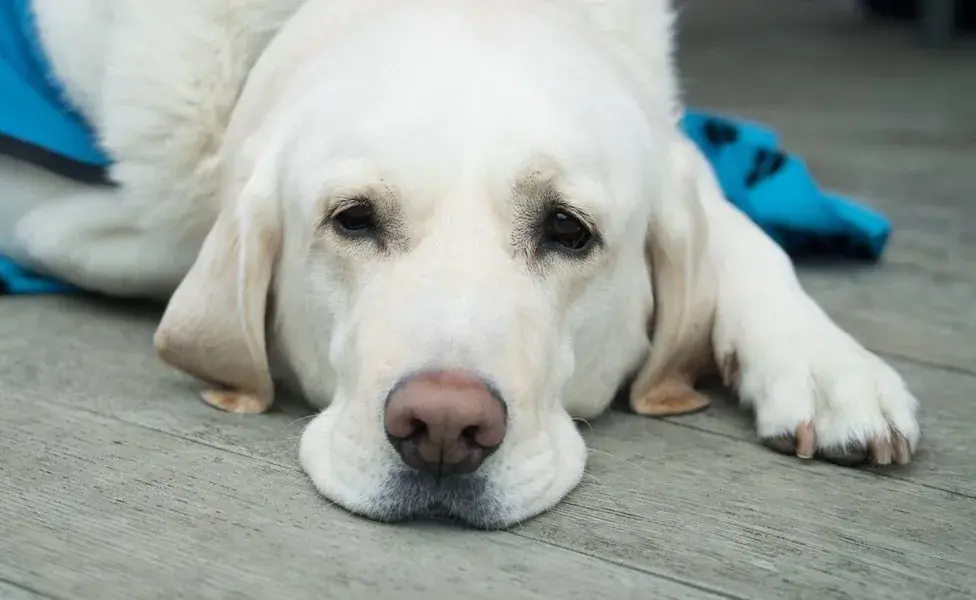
<box><xmin>797</xmin><ymin>266</ymin><xmax>976</xmax><ymax>374</ymax></box>
<box><xmin>2</xmin><ymin>297</ymin><xmax>974</xmax><ymax>600</ymax></box>
<box><xmin>518</xmin><ymin>410</ymin><xmax>976</xmax><ymax>600</ymax></box>
<box><xmin>0</xmin><ymin>397</ymin><xmax>720</xmax><ymax>600</ymax></box>
<box><xmin>0</xmin><ymin>581</ymin><xmax>52</xmax><ymax>600</ymax></box>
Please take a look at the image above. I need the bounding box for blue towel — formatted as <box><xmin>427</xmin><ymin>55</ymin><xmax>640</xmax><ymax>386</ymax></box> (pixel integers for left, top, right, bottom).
<box><xmin>0</xmin><ymin>0</ymin><xmax>111</xmax><ymax>177</ymax></box>
<box><xmin>680</xmin><ymin>110</ymin><xmax>890</xmax><ymax>261</ymax></box>
<box><xmin>0</xmin><ymin>5</ymin><xmax>891</xmax><ymax>296</ymax></box>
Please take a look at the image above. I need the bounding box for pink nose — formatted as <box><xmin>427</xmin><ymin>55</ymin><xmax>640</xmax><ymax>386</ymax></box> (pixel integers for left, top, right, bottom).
<box><xmin>384</xmin><ymin>370</ymin><xmax>508</xmax><ymax>476</ymax></box>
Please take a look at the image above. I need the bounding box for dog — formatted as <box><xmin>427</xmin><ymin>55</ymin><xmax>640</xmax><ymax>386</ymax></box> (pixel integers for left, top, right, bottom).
<box><xmin>1</xmin><ymin>0</ymin><xmax>920</xmax><ymax>528</ymax></box>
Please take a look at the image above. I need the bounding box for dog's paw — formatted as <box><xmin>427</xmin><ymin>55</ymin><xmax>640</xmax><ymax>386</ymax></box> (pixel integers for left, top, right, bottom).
<box><xmin>731</xmin><ymin>320</ymin><xmax>920</xmax><ymax>466</ymax></box>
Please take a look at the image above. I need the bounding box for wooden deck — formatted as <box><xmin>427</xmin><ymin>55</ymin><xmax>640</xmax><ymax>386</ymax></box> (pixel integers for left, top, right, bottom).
<box><xmin>1</xmin><ymin>1</ymin><xmax>974</xmax><ymax>598</ymax></box>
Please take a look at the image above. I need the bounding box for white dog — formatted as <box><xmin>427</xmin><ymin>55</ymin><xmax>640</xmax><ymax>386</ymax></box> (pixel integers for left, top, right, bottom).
<box><xmin>1</xmin><ymin>0</ymin><xmax>920</xmax><ymax>528</ymax></box>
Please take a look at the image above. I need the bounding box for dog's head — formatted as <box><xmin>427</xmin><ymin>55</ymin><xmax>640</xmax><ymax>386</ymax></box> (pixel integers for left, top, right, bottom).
<box><xmin>155</xmin><ymin>0</ymin><xmax>703</xmax><ymax>528</ymax></box>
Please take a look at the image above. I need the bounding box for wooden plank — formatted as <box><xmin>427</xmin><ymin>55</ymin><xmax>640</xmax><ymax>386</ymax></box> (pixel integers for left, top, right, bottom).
<box><xmin>516</xmin><ymin>411</ymin><xmax>976</xmax><ymax>600</ymax></box>
<box><xmin>797</xmin><ymin>266</ymin><xmax>976</xmax><ymax>374</ymax></box>
<box><xmin>3</xmin><ymin>298</ymin><xmax>973</xmax><ymax>599</ymax></box>
<box><xmin>0</xmin><ymin>397</ymin><xmax>718</xmax><ymax>600</ymax></box>
<box><xmin>0</xmin><ymin>297</ymin><xmax>315</xmax><ymax>468</ymax></box>
<box><xmin>0</xmin><ymin>581</ymin><xmax>52</xmax><ymax>600</ymax></box>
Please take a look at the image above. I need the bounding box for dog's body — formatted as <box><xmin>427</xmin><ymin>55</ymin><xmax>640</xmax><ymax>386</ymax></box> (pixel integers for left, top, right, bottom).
<box><xmin>1</xmin><ymin>0</ymin><xmax>920</xmax><ymax>528</ymax></box>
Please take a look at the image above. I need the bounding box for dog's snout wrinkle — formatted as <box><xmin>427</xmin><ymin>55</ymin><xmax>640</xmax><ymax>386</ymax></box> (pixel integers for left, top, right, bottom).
<box><xmin>385</xmin><ymin>370</ymin><xmax>507</xmax><ymax>476</ymax></box>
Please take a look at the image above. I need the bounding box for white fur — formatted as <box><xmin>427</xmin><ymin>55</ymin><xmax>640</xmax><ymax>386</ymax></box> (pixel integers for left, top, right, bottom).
<box><xmin>3</xmin><ymin>0</ymin><xmax>920</xmax><ymax>528</ymax></box>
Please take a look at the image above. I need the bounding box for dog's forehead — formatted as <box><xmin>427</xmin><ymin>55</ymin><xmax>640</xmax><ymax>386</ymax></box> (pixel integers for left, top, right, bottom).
<box><xmin>280</xmin><ymin>4</ymin><xmax>661</xmax><ymax>178</ymax></box>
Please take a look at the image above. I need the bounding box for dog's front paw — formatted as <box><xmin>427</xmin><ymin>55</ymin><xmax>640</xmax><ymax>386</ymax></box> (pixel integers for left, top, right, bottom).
<box><xmin>730</xmin><ymin>321</ymin><xmax>920</xmax><ymax>466</ymax></box>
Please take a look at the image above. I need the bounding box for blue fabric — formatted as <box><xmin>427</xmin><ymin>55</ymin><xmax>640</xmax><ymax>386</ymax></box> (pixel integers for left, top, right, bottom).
<box><xmin>680</xmin><ymin>109</ymin><xmax>890</xmax><ymax>260</ymax></box>
<box><xmin>0</xmin><ymin>7</ymin><xmax>890</xmax><ymax>296</ymax></box>
<box><xmin>0</xmin><ymin>258</ymin><xmax>78</xmax><ymax>294</ymax></box>
<box><xmin>0</xmin><ymin>0</ymin><xmax>111</xmax><ymax>167</ymax></box>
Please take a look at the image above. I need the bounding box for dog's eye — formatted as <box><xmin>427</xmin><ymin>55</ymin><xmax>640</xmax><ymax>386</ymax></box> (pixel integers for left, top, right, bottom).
<box><xmin>333</xmin><ymin>203</ymin><xmax>376</xmax><ymax>235</ymax></box>
<box><xmin>543</xmin><ymin>210</ymin><xmax>592</xmax><ymax>252</ymax></box>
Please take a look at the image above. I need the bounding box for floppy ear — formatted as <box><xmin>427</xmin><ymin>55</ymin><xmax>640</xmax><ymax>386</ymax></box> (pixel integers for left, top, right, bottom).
<box><xmin>629</xmin><ymin>135</ymin><xmax>719</xmax><ymax>417</ymax></box>
<box><xmin>154</xmin><ymin>161</ymin><xmax>280</xmax><ymax>414</ymax></box>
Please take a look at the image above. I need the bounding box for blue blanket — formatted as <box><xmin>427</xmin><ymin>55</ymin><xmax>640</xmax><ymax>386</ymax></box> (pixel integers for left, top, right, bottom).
<box><xmin>0</xmin><ymin>1</ymin><xmax>891</xmax><ymax>296</ymax></box>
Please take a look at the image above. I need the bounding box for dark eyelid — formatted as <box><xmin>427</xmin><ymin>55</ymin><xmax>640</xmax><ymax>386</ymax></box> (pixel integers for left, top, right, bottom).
<box><xmin>538</xmin><ymin>186</ymin><xmax>599</xmax><ymax>236</ymax></box>
<box><xmin>319</xmin><ymin>190</ymin><xmax>411</xmax><ymax>254</ymax></box>
<box><xmin>329</xmin><ymin>194</ymin><xmax>373</xmax><ymax>217</ymax></box>
<box><xmin>551</xmin><ymin>205</ymin><xmax>598</xmax><ymax>238</ymax></box>
<box><xmin>541</xmin><ymin>205</ymin><xmax>602</xmax><ymax>253</ymax></box>
<box><xmin>317</xmin><ymin>194</ymin><xmax>372</xmax><ymax>232</ymax></box>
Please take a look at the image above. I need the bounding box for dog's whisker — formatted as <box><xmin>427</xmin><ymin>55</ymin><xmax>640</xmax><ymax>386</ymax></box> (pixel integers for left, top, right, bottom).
<box><xmin>568</xmin><ymin>471</ymin><xmax>635</xmax><ymax>518</ymax></box>
<box><xmin>586</xmin><ymin>448</ymin><xmax>653</xmax><ymax>479</ymax></box>
<box><xmin>579</xmin><ymin>472</ymin><xmax>611</xmax><ymax>493</ymax></box>
<box><xmin>286</xmin><ymin>414</ymin><xmax>319</xmax><ymax>427</ymax></box>
<box><xmin>572</xmin><ymin>417</ymin><xmax>595</xmax><ymax>434</ymax></box>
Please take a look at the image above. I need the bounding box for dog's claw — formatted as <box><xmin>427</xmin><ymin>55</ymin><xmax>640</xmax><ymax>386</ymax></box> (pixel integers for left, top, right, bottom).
<box><xmin>892</xmin><ymin>431</ymin><xmax>912</xmax><ymax>465</ymax></box>
<box><xmin>869</xmin><ymin>436</ymin><xmax>892</xmax><ymax>466</ymax></box>
<box><xmin>794</xmin><ymin>422</ymin><xmax>816</xmax><ymax>459</ymax></box>
<box><xmin>764</xmin><ymin>425</ymin><xmax>914</xmax><ymax>466</ymax></box>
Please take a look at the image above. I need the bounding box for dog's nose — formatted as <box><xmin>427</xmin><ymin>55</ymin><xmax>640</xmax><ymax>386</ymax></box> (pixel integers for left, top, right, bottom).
<box><xmin>384</xmin><ymin>370</ymin><xmax>507</xmax><ymax>476</ymax></box>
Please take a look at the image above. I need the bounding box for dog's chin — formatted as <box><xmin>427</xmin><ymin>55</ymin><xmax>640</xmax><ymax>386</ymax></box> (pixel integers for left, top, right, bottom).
<box><xmin>371</xmin><ymin>469</ymin><xmax>506</xmax><ymax>530</ymax></box>
<box><xmin>307</xmin><ymin>467</ymin><xmax>575</xmax><ymax>530</ymax></box>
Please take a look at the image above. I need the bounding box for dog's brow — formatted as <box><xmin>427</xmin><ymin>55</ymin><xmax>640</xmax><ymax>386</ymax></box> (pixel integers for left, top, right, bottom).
<box><xmin>511</xmin><ymin>164</ymin><xmax>604</xmax><ymax>224</ymax></box>
<box><xmin>511</xmin><ymin>163</ymin><xmax>563</xmax><ymax>207</ymax></box>
<box><xmin>319</xmin><ymin>178</ymin><xmax>400</xmax><ymax>216</ymax></box>
<box><xmin>513</xmin><ymin>161</ymin><xmax>561</xmax><ymax>187</ymax></box>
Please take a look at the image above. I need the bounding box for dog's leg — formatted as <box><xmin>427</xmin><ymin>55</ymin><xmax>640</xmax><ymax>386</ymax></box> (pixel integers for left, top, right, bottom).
<box><xmin>13</xmin><ymin>192</ymin><xmax>203</xmax><ymax>299</ymax></box>
<box><xmin>6</xmin><ymin>156</ymin><xmax>205</xmax><ymax>299</ymax></box>
<box><xmin>684</xmin><ymin>136</ymin><xmax>920</xmax><ymax>465</ymax></box>
<box><xmin>0</xmin><ymin>156</ymin><xmax>78</xmax><ymax>260</ymax></box>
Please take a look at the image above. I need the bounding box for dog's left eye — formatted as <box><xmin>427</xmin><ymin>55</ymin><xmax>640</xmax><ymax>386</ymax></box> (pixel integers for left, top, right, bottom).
<box><xmin>332</xmin><ymin>203</ymin><xmax>377</xmax><ymax>235</ymax></box>
<box><xmin>543</xmin><ymin>210</ymin><xmax>592</xmax><ymax>252</ymax></box>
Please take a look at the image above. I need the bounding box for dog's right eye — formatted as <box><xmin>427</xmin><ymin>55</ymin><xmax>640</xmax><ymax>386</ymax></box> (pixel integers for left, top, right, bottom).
<box><xmin>542</xmin><ymin>209</ymin><xmax>593</xmax><ymax>254</ymax></box>
<box><xmin>332</xmin><ymin>203</ymin><xmax>377</xmax><ymax>235</ymax></box>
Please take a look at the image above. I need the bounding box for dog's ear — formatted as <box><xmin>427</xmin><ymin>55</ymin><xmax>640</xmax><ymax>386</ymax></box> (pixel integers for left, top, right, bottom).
<box><xmin>630</xmin><ymin>135</ymin><xmax>718</xmax><ymax>417</ymax></box>
<box><xmin>154</xmin><ymin>159</ymin><xmax>279</xmax><ymax>414</ymax></box>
